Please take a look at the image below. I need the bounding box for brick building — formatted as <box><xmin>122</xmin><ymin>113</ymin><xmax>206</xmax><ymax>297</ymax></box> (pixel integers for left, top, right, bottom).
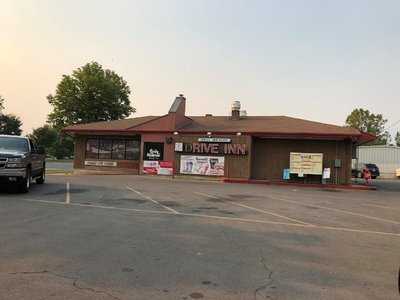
<box><xmin>63</xmin><ymin>95</ymin><xmax>374</xmax><ymax>184</ymax></box>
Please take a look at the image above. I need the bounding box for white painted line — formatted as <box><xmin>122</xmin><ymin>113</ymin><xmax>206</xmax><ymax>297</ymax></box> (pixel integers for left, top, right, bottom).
<box><xmin>195</xmin><ymin>192</ymin><xmax>311</xmax><ymax>226</ymax></box>
<box><xmin>19</xmin><ymin>197</ymin><xmax>400</xmax><ymax>237</ymax></box>
<box><xmin>267</xmin><ymin>195</ymin><xmax>400</xmax><ymax>226</ymax></box>
<box><xmin>65</xmin><ymin>182</ymin><xmax>70</xmax><ymax>204</ymax></box>
<box><xmin>363</xmin><ymin>203</ymin><xmax>400</xmax><ymax>212</ymax></box>
<box><xmin>126</xmin><ymin>186</ymin><xmax>179</xmax><ymax>214</ymax></box>
<box><xmin>21</xmin><ymin>198</ymin><xmax>174</xmax><ymax>215</ymax></box>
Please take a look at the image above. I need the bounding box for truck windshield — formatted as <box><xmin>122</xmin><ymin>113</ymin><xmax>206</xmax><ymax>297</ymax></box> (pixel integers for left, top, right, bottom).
<box><xmin>0</xmin><ymin>137</ymin><xmax>29</xmax><ymax>152</ymax></box>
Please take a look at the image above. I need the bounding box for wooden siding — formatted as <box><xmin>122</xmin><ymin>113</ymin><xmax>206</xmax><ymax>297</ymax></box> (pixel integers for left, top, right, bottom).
<box><xmin>251</xmin><ymin>138</ymin><xmax>353</xmax><ymax>184</ymax></box>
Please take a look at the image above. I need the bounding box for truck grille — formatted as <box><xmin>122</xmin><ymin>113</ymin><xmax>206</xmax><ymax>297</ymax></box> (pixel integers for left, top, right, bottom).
<box><xmin>0</xmin><ymin>158</ymin><xmax>8</xmax><ymax>168</ymax></box>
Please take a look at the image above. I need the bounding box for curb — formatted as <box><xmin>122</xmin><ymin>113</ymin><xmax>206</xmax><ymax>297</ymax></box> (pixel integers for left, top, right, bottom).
<box><xmin>223</xmin><ymin>178</ymin><xmax>377</xmax><ymax>191</ymax></box>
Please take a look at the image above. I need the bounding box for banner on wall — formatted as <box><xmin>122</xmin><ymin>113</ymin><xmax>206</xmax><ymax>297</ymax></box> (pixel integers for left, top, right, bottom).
<box><xmin>143</xmin><ymin>161</ymin><xmax>173</xmax><ymax>175</ymax></box>
<box><xmin>180</xmin><ymin>155</ymin><xmax>225</xmax><ymax>176</ymax></box>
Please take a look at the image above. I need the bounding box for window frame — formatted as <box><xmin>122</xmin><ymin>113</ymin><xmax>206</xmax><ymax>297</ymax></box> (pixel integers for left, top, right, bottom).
<box><xmin>85</xmin><ymin>137</ymin><xmax>140</xmax><ymax>161</ymax></box>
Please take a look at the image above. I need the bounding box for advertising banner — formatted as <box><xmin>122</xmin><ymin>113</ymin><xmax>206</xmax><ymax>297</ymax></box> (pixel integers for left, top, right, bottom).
<box><xmin>143</xmin><ymin>142</ymin><xmax>164</xmax><ymax>161</ymax></box>
<box><xmin>290</xmin><ymin>152</ymin><xmax>323</xmax><ymax>176</ymax></box>
<box><xmin>143</xmin><ymin>160</ymin><xmax>173</xmax><ymax>175</ymax></box>
<box><xmin>180</xmin><ymin>155</ymin><xmax>225</xmax><ymax>176</ymax></box>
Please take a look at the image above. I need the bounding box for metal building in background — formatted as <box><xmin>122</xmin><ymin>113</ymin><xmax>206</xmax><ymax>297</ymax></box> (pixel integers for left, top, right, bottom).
<box><xmin>357</xmin><ymin>145</ymin><xmax>400</xmax><ymax>179</ymax></box>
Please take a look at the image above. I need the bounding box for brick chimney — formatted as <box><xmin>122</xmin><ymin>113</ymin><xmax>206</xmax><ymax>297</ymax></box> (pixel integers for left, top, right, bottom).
<box><xmin>168</xmin><ymin>94</ymin><xmax>190</xmax><ymax>130</ymax></box>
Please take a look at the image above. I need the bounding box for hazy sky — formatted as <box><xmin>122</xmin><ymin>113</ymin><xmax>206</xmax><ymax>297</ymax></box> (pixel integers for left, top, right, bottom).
<box><xmin>1</xmin><ymin>0</ymin><xmax>399</xmax><ymax>137</ymax></box>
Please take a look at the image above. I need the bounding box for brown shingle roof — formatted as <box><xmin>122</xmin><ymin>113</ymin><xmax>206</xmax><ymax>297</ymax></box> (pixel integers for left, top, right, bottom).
<box><xmin>63</xmin><ymin>116</ymin><xmax>158</xmax><ymax>131</ymax></box>
<box><xmin>64</xmin><ymin>115</ymin><xmax>361</xmax><ymax>137</ymax></box>
<box><xmin>179</xmin><ymin>116</ymin><xmax>361</xmax><ymax>136</ymax></box>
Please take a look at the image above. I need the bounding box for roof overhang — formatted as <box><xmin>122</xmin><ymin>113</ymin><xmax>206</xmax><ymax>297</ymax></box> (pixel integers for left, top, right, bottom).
<box><xmin>355</xmin><ymin>132</ymin><xmax>377</xmax><ymax>145</ymax></box>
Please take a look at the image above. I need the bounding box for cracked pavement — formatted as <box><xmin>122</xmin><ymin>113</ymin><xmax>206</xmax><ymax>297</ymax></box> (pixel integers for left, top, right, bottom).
<box><xmin>0</xmin><ymin>175</ymin><xmax>400</xmax><ymax>299</ymax></box>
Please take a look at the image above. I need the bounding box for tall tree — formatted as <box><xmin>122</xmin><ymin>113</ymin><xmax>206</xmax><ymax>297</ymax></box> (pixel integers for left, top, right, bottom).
<box><xmin>28</xmin><ymin>125</ymin><xmax>58</xmax><ymax>150</ymax></box>
<box><xmin>0</xmin><ymin>114</ymin><xmax>23</xmax><ymax>136</ymax></box>
<box><xmin>47</xmin><ymin>61</ymin><xmax>134</xmax><ymax>130</ymax></box>
<box><xmin>28</xmin><ymin>125</ymin><xmax>74</xmax><ymax>159</ymax></box>
<box><xmin>395</xmin><ymin>132</ymin><xmax>400</xmax><ymax>147</ymax></box>
<box><xmin>345</xmin><ymin>108</ymin><xmax>389</xmax><ymax>145</ymax></box>
<box><xmin>0</xmin><ymin>95</ymin><xmax>5</xmax><ymax>111</ymax></box>
<box><xmin>0</xmin><ymin>95</ymin><xmax>23</xmax><ymax>135</ymax></box>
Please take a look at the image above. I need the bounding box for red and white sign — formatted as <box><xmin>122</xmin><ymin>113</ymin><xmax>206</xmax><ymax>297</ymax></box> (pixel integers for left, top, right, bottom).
<box><xmin>143</xmin><ymin>161</ymin><xmax>173</xmax><ymax>175</ymax></box>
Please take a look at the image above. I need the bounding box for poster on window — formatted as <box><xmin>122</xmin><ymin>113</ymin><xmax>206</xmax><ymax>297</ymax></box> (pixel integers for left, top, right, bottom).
<box><xmin>180</xmin><ymin>155</ymin><xmax>225</xmax><ymax>176</ymax></box>
<box><xmin>143</xmin><ymin>160</ymin><xmax>173</xmax><ymax>175</ymax></box>
<box><xmin>143</xmin><ymin>142</ymin><xmax>164</xmax><ymax>161</ymax></box>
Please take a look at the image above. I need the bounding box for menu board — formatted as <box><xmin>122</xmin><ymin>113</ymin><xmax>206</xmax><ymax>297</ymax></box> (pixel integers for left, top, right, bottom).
<box><xmin>290</xmin><ymin>152</ymin><xmax>323</xmax><ymax>176</ymax></box>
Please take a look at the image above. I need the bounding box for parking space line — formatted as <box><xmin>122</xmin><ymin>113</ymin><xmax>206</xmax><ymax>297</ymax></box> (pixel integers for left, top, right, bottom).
<box><xmin>126</xmin><ymin>186</ymin><xmax>179</xmax><ymax>214</ymax></box>
<box><xmin>19</xmin><ymin>197</ymin><xmax>400</xmax><ymax>237</ymax></box>
<box><xmin>267</xmin><ymin>195</ymin><xmax>400</xmax><ymax>226</ymax></box>
<box><xmin>195</xmin><ymin>192</ymin><xmax>312</xmax><ymax>226</ymax></box>
<box><xmin>21</xmin><ymin>198</ymin><xmax>174</xmax><ymax>215</ymax></box>
<box><xmin>65</xmin><ymin>182</ymin><xmax>70</xmax><ymax>204</ymax></box>
<box><xmin>363</xmin><ymin>203</ymin><xmax>400</xmax><ymax>211</ymax></box>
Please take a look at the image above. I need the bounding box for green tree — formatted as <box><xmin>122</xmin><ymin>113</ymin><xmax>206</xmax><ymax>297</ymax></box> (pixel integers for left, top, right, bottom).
<box><xmin>0</xmin><ymin>114</ymin><xmax>23</xmax><ymax>135</ymax></box>
<box><xmin>28</xmin><ymin>125</ymin><xmax>74</xmax><ymax>159</ymax></box>
<box><xmin>28</xmin><ymin>125</ymin><xmax>58</xmax><ymax>151</ymax></box>
<box><xmin>0</xmin><ymin>95</ymin><xmax>5</xmax><ymax>111</ymax></box>
<box><xmin>0</xmin><ymin>95</ymin><xmax>22</xmax><ymax>135</ymax></box>
<box><xmin>395</xmin><ymin>132</ymin><xmax>400</xmax><ymax>147</ymax></box>
<box><xmin>51</xmin><ymin>135</ymin><xmax>74</xmax><ymax>159</ymax></box>
<box><xmin>47</xmin><ymin>61</ymin><xmax>134</xmax><ymax>130</ymax></box>
<box><xmin>346</xmin><ymin>108</ymin><xmax>389</xmax><ymax>145</ymax></box>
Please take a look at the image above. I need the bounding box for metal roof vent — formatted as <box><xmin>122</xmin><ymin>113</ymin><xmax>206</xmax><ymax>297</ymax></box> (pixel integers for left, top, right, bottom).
<box><xmin>231</xmin><ymin>100</ymin><xmax>241</xmax><ymax>120</ymax></box>
<box><xmin>231</xmin><ymin>101</ymin><xmax>241</xmax><ymax>111</ymax></box>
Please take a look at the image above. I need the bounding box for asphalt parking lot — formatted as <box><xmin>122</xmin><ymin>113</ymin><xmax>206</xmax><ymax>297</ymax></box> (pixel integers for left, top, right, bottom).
<box><xmin>1</xmin><ymin>175</ymin><xmax>400</xmax><ymax>300</ymax></box>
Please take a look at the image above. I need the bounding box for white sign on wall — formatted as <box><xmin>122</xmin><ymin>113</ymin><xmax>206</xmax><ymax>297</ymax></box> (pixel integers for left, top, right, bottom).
<box><xmin>85</xmin><ymin>160</ymin><xmax>117</xmax><ymax>167</ymax></box>
<box><xmin>180</xmin><ymin>155</ymin><xmax>224</xmax><ymax>176</ymax></box>
<box><xmin>175</xmin><ymin>142</ymin><xmax>183</xmax><ymax>152</ymax></box>
<box><xmin>290</xmin><ymin>152</ymin><xmax>323</xmax><ymax>176</ymax></box>
<box><xmin>197</xmin><ymin>137</ymin><xmax>232</xmax><ymax>143</ymax></box>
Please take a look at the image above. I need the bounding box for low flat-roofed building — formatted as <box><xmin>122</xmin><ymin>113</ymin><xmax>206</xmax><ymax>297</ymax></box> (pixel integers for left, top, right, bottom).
<box><xmin>63</xmin><ymin>95</ymin><xmax>374</xmax><ymax>185</ymax></box>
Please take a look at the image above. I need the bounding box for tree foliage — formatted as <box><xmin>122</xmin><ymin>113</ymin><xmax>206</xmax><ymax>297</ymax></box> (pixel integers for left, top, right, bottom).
<box><xmin>0</xmin><ymin>95</ymin><xmax>23</xmax><ymax>136</ymax></box>
<box><xmin>0</xmin><ymin>95</ymin><xmax>5</xmax><ymax>111</ymax></box>
<box><xmin>28</xmin><ymin>125</ymin><xmax>58</xmax><ymax>150</ymax></box>
<box><xmin>396</xmin><ymin>132</ymin><xmax>400</xmax><ymax>147</ymax></box>
<box><xmin>345</xmin><ymin>108</ymin><xmax>389</xmax><ymax>145</ymax></box>
<box><xmin>0</xmin><ymin>114</ymin><xmax>23</xmax><ymax>136</ymax></box>
<box><xmin>28</xmin><ymin>125</ymin><xmax>74</xmax><ymax>159</ymax></box>
<box><xmin>47</xmin><ymin>61</ymin><xmax>134</xmax><ymax>130</ymax></box>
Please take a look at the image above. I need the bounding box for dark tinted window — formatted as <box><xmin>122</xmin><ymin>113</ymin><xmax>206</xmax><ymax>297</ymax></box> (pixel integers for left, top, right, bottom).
<box><xmin>86</xmin><ymin>139</ymin><xmax>99</xmax><ymax>159</ymax></box>
<box><xmin>0</xmin><ymin>137</ymin><xmax>29</xmax><ymax>152</ymax></box>
<box><xmin>112</xmin><ymin>140</ymin><xmax>126</xmax><ymax>160</ymax></box>
<box><xmin>126</xmin><ymin>140</ymin><xmax>140</xmax><ymax>160</ymax></box>
<box><xmin>99</xmin><ymin>139</ymin><xmax>112</xmax><ymax>159</ymax></box>
<box><xmin>85</xmin><ymin>138</ymin><xmax>140</xmax><ymax>161</ymax></box>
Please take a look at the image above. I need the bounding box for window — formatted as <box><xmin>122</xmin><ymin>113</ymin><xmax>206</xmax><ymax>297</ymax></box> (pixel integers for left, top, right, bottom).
<box><xmin>99</xmin><ymin>139</ymin><xmax>112</xmax><ymax>159</ymax></box>
<box><xmin>85</xmin><ymin>138</ymin><xmax>140</xmax><ymax>161</ymax></box>
<box><xmin>126</xmin><ymin>140</ymin><xmax>140</xmax><ymax>160</ymax></box>
<box><xmin>112</xmin><ymin>140</ymin><xmax>126</xmax><ymax>160</ymax></box>
<box><xmin>86</xmin><ymin>139</ymin><xmax>99</xmax><ymax>159</ymax></box>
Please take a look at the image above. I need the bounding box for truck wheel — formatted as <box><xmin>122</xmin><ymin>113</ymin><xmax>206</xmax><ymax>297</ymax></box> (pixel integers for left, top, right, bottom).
<box><xmin>36</xmin><ymin>165</ymin><xmax>45</xmax><ymax>184</ymax></box>
<box><xmin>18</xmin><ymin>168</ymin><xmax>31</xmax><ymax>193</ymax></box>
